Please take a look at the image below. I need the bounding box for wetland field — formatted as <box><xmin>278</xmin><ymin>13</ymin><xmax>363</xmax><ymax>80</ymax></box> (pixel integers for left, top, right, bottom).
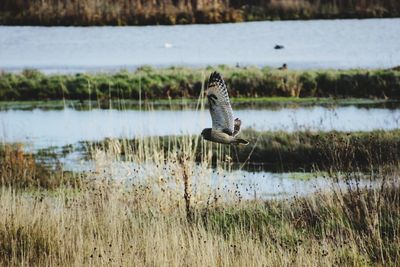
<box><xmin>1</xmin><ymin>19</ymin><xmax>400</xmax><ymax>266</ymax></box>
<box><xmin>1</xmin><ymin>79</ymin><xmax>400</xmax><ymax>265</ymax></box>
<box><xmin>1</xmin><ymin>123</ymin><xmax>400</xmax><ymax>266</ymax></box>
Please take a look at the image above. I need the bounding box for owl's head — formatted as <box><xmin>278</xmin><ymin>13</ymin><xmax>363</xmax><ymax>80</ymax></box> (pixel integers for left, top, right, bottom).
<box><xmin>201</xmin><ymin>128</ymin><xmax>212</xmax><ymax>140</ymax></box>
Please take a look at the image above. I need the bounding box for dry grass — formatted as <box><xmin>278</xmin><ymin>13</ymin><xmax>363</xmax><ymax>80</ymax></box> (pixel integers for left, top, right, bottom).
<box><xmin>83</xmin><ymin>129</ymin><xmax>400</xmax><ymax>173</ymax></box>
<box><xmin>0</xmin><ymin>137</ymin><xmax>399</xmax><ymax>266</ymax></box>
<box><xmin>0</xmin><ymin>175</ymin><xmax>398</xmax><ymax>266</ymax></box>
<box><xmin>0</xmin><ymin>144</ymin><xmax>79</xmax><ymax>189</ymax></box>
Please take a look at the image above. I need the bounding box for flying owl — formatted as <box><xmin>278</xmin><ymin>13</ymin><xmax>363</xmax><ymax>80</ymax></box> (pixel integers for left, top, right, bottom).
<box><xmin>201</xmin><ymin>72</ymin><xmax>249</xmax><ymax>145</ymax></box>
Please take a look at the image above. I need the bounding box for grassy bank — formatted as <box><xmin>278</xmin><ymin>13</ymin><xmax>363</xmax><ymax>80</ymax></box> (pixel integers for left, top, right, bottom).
<box><xmin>82</xmin><ymin>129</ymin><xmax>400</xmax><ymax>172</ymax></box>
<box><xmin>0</xmin><ymin>0</ymin><xmax>399</xmax><ymax>25</ymax></box>
<box><xmin>3</xmin><ymin>128</ymin><xmax>399</xmax><ymax>173</ymax></box>
<box><xmin>234</xmin><ymin>129</ymin><xmax>400</xmax><ymax>172</ymax></box>
<box><xmin>1</xmin><ymin>66</ymin><xmax>400</xmax><ymax>102</ymax></box>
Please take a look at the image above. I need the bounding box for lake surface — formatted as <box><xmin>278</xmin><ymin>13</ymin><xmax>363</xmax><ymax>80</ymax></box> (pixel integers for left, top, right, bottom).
<box><xmin>1</xmin><ymin>106</ymin><xmax>399</xmax><ymax>149</ymax></box>
<box><xmin>1</xmin><ymin>19</ymin><xmax>399</xmax><ymax>73</ymax></box>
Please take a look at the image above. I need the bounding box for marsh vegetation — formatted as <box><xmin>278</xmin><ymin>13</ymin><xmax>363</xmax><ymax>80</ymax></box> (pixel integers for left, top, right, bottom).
<box><xmin>82</xmin><ymin>129</ymin><xmax>400</xmax><ymax>172</ymax></box>
<box><xmin>1</xmin><ymin>75</ymin><xmax>399</xmax><ymax>265</ymax></box>
<box><xmin>0</xmin><ymin>132</ymin><xmax>399</xmax><ymax>266</ymax></box>
<box><xmin>1</xmin><ymin>6</ymin><xmax>399</xmax><ymax>265</ymax></box>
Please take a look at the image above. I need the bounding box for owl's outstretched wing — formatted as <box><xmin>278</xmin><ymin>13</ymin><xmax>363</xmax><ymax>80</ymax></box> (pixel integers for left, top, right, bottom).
<box><xmin>206</xmin><ymin>72</ymin><xmax>234</xmax><ymax>135</ymax></box>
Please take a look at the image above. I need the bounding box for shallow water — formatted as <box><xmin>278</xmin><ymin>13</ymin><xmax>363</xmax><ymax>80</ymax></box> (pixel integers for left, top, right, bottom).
<box><xmin>219</xmin><ymin>170</ymin><xmax>376</xmax><ymax>199</ymax></box>
<box><xmin>66</xmin><ymin>157</ymin><xmax>376</xmax><ymax>200</ymax></box>
<box><xmin>1</xmin><ymin>106</ymin><xmax>399</xmax><ymax>149</ymax></box>
<box><xmin>1</xmin><ymin>18</ymin><xmax>399</xmax><ymax>72</ymax></box>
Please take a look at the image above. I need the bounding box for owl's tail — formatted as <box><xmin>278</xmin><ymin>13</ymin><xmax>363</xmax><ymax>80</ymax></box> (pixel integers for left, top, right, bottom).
<box><xmin>233</xmin><ymin>138</ymin><xmax>249</xmax><ymax>145</ymax></box>
<box><xmin>233</xmin><ymin>118</ymin><xmax>241</xmax><ymax>137</ymax></box>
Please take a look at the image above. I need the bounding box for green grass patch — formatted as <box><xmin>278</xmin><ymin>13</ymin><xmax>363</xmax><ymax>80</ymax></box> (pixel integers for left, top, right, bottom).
<box><xmin>1</xmin><ymin>66</ymin><xmax>400</xmax><ymax>102</ymax></box>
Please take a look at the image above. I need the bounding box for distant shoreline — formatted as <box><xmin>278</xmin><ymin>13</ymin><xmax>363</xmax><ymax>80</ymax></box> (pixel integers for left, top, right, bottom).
<box><xmin>1</xmin><ymin>0</ymin><xmax>399</xmax><ymax>26</ymax></box>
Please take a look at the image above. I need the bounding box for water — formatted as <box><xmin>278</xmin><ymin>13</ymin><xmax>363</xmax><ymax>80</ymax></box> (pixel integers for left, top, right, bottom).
<box><xmin>68</xmin><ymin>157</ymin><xmax>377</xmax><ymax>200</ymax></box>
<box><xmin>1</xmin><ymin>19</ymin><xmax>399</xmax><ymax>72</ymax></box>
<box><xmin>1</xmin><ymin>106</ymin><xmax>399</xmax><ymax>149</ymax></box>
<box><xmin>218</xmin><ymin>170</ymin><xmax>376</xmax><ymax>199</ymax></box>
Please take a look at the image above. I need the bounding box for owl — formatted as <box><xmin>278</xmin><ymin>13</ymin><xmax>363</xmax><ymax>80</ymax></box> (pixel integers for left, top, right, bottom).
<box><xmin>201</xmin><ymin>72</ymin><xmax>249</xmax><ymax>145</ymax></box>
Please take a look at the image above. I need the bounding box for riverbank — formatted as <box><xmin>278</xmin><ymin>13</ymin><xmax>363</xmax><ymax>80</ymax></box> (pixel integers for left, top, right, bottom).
<box><xmin>0</xmin><ymin>0</ymin><xmax>399</xmax><ymax>26</ymax></box>
<box><xmin>1</xmin><ymin>66</ymin><xmax>399</xmax><ymax>101</ymax></box>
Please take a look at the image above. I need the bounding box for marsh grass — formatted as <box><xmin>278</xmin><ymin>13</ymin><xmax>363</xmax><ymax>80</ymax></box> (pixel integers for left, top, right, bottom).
<box><xmin>0</xmin><ymin>144</ymin><xmax>79</xmax><ymax>189</ymax></box>
<box><xmin>0</xmin><ymin>126</ymin><xmax>399</xmax><ymax>265</ymax></box>
<box><xmin>0</xmin><ymin>170</ymin><xmax>398</xmax><ymax>266</ymax></box>
<box><xmin>82</xmin><ymin>129</ymin><xmax>400</xmax><ymax>172</ymax></box>
<box><xmin>1</xmin><ymin>80</ymin><xmax>399</xmax><ymax>265</ymax></box>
